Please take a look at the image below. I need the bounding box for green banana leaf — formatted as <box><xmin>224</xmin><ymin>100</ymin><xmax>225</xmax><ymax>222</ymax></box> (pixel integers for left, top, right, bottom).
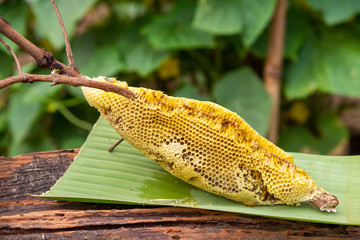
<box><xmin>40</xmin><ymin>117</ymin><xmax>360</xmax><ymax>225</ymax></box>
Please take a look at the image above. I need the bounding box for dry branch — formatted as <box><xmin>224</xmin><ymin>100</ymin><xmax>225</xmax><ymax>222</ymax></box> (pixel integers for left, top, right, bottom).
<box><xmin>0</xmin><ymin>74</ymin><xmax>136</xmax><ymax>99</ymax></box>
<box><xmin>0</xmin><ymin>17</ymin><xmax>79</xmax><ymax>77</ymax></box>
<box><xmin>0</xmin><ymin>13</ymin><xmax>135</xmax><ymax>99</ymax></box>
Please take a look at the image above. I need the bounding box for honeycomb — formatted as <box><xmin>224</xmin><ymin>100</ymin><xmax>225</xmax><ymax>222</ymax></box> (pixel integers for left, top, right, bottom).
<box><xmin>82</xmin><ymin>77</ymin><xmax>338</xmax><ymax>210</ymax></box>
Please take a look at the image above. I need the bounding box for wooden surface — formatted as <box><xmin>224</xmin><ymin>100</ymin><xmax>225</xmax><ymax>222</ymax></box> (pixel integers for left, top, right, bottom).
<box><xmin>1</xmin><ymin>150</ymin><xmax>359</xmax><ymax>239</ymax></box>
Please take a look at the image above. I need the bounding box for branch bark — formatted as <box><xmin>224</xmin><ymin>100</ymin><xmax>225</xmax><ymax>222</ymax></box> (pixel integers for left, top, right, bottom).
<box><xmin>264</xmin><ymin>0</ymin><xmax>287</xmax><ymax>144</ymax></box>
<box><xmin>0</xmin><ymin>17</ymin><xmax>79</xmax><ymax>77</ymax></box>
<box><xmin>0</xmin><ymin>74</ymin><xmax>136</xmax><ymax>99</ymax></box>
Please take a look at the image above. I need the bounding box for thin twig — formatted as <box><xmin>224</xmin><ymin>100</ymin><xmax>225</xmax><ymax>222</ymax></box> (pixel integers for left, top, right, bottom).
<box><xmin>0</xmin><ymin>36</ymin><xmax>22</xmax><ymax>74</ymax></box>
<box><xmin>108</xmin><ymin>138</ymin><xmax>124</xmax><ymax>152</ymax></box>
<box><xmin>263</xmin><ymin>0</ymin><xmax>287</xmax><ymax>144</ymax></box>
<box><xmin>51</xmin><ymin>0</ymin><xmax>77</xmax><ymax>69</ymax></box>
<box><xmin>0</xmin><ymin>73</ymin><xmax>137</xmax><ymax>99</ymax></box>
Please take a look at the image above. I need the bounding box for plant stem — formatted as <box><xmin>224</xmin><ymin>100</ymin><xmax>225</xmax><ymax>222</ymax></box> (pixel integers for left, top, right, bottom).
<box><xmin>54</xmin><ymin>101</ymin><xmax>92</xmax><ymax>131</ymax></box>
<box><xmin>51</xmin><ymin>0</ymin><xmax>77</xmax><ymax>70</ymax></box>
<box><xmin>263</xmin><ymin>0</ymin><xmax>287</xmax><ymax>144</ymax></box>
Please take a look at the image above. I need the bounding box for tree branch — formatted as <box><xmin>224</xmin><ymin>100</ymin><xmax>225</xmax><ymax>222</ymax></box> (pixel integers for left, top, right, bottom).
<box><xmin>0</xmin><ymin>14</ymin><xmax>136</xmax><ymax>99</ymax></box>
<box><xmin>263</xmin><ymin>0</ymin><xmax>287</xmax><ymax>144</ymax></box>
<box><xmin>0</xmin><ymin>17</ymin><xmax>80</xmax><ymax>77</ymax></box>
<box><xmin>0</xmin><ymin>73</ymin><xmax>136</xmax><ymax>99</ymax></box>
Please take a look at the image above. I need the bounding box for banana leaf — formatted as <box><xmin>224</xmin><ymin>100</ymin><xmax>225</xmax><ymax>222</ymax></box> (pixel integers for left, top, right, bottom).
<box><xmin>39</xmin><ymin>117</ymin><xmax>360</xmax><ymax>225</ymax></box>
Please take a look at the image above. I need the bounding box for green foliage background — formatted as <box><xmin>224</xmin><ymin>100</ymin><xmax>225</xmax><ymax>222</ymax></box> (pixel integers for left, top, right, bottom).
<box><xmin>0</xmin><ymin>0</ymin><xmax>359</xmax><ymax>156</ymax></box>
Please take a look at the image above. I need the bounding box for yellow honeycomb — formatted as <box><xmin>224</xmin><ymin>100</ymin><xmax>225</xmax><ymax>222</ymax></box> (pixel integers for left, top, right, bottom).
<box><xmin>82</xmin><ymin>77</ymin><xmax>338</xmax><ymax>210</ymax></box>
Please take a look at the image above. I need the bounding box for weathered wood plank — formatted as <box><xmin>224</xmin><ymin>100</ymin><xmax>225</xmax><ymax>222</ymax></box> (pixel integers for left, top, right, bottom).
<box><xmin>0</xmin><ymin>149</ymin><xmax>359</xmax><ymax>239</ymax></box>
<box><xmin>0</xmin><ymin>149</ymin><xmax>78</xmax><ymax>203</ymax></box>
<box><xmin>2</xmin><ymin>207</ymin><xmax>359</xmax><ymax>239</ymax></box>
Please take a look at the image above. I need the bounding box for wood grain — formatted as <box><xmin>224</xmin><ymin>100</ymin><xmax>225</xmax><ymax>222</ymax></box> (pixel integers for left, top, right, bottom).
<box><xmin>1</xmin><ymin>149</ymin><xmax>359</xmax><ymax>239</ymax></box>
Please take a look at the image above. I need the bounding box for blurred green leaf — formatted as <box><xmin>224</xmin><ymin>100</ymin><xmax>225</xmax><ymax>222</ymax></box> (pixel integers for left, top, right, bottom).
<box><xmin>24</xmin><ymin>82</ymin><xmax>60</xmax><ymax>103</ymax></box>
<box><xmin>2</xmin><ymin>0</ymin><xmax>360</xmax><ymax>158</ymax></box>
<box><xmin>113</xmin><ymin>2</ymin><xmax>147</xmax><ymax>21</ymax></box>
<box><xmin>79</xmin><ymin>44</ymin><xmax>124</xmax><ymax>78</ymax></box>
<box><xmin>317</xmin><ymin>113</ymin><xmax>349</xmax><ymax>154</ymax></box>
<box><xmin>66</xmin><ymin>87</ymin><xmax>85</xmax><ymax>98</ymax></box>
<box><xmin>21</xmin><ymin>62</ymin><xmax>38</xmax><ymax>74</ymax></box>
<box><xmin>71</xmin><ymin>30</ymin><xmax>125</xmax><ymax>78</ymax></box>
<box><xmin>8</xmin><ymin>87</ymin><xmax>43</xmax><ymax>146</ymax></box>
<box><xmin>121</xmin><ymin>42</ymin><xmax>169</xmax><ymax>77</ymax></box>
<box><xmin>193</xmin><ymin>0</ymin><xmax>242</xmax><ymax>34</ymax></box>
<box><xmin>49</xmin><ymin>104</ymin><xmax>99</xmax><ymax>151</ymax></box>
<box><xmin>53</xmin><ymin>102</ymin><xmax>92</xmax><ymax>131</ymax></box>
<box><xmin>285</xmin><ymin>31</ymin><xmax>360</xmax><ymax>99</ymax></box>
<box><xmin>307</xmin><ymin>0</ymin><xmax>360</xmax><ymax>26</ymax></box>
<box><xmin>0</xmin><ymin>109</ymin><xmax>9</xmax><ymax>153</ymax></box>
<box><xmin>9</xmin><ymin>135</ymin><xmax>56</xmax><ymax>157</ymax></box>
<box><xmin>118</xmin><ymin>22</ymin><xmax>170</xmax><ymax>77</ymax></box>
<box><xmin>0</xmin><ymin>0</ymin><xmax>27</xmax><ymax>54</ymax></box>
<box><xmin>60</xmin><ymin>135</ymin><xmax>87</xmax><ymax>150</ymax></box>
<box><xmin>71</xmin><ymin>32</ymin><xmax>97</xmax><ymax>72</ymax></box>
<box><xmin>252</xmin><ymin>6</ymin><xmax>310</xmax><ymax>60</ymax></box>
<box><xmin>0</xmin><ymin>52</ymin><xmax>13</xmax><ymax>79</ymax></box>
<box><xmin>142</xmin><ymin>0</ymin><xmax>214</xmax><ymax>50</ymax></box>
<box><xmin>284</xmin><ymin>7</ymin><xmax>312</xmax><ymax>60</ymax></box>
<box><xmin>212</xmin><ymin>67</ymin><xmax>272</xmax><ymax>136</ymax></box>
<box><xmin>192</xmin><ymin>0</ymin><xmax>276</xmax><ymax>46</ymax></box>
<box><xmin>173</xmin><ymin>83</ymin><xmax>211</xmax><ymax>101</ymax></box>
<box><xmin>0</xmin><ymin>110</ymin><xmax>7</xmax><ymax>132</ymax></box>
<box><xmin>279</xmin><ymin>113</ymin><xmax>349</xmax><ymax>155</ymax></box>
<box><xmin>0</xmin><ymin>108</ymin><xmax>9</xmax><ymax>154</ymax></box>
<box><xmin>279</xmin><ymin>127</ymin><xmax>315</xmax><ymax>153</ymax></box>
<box><xmin>28</xmin><ymin>0</ymin><xmax>97</xmax><ymax>49</ymax></box>
<box><xmin>8</xmin><ymin>83</ymin><xmax>60</xmax><ymax>153</ymax></box>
